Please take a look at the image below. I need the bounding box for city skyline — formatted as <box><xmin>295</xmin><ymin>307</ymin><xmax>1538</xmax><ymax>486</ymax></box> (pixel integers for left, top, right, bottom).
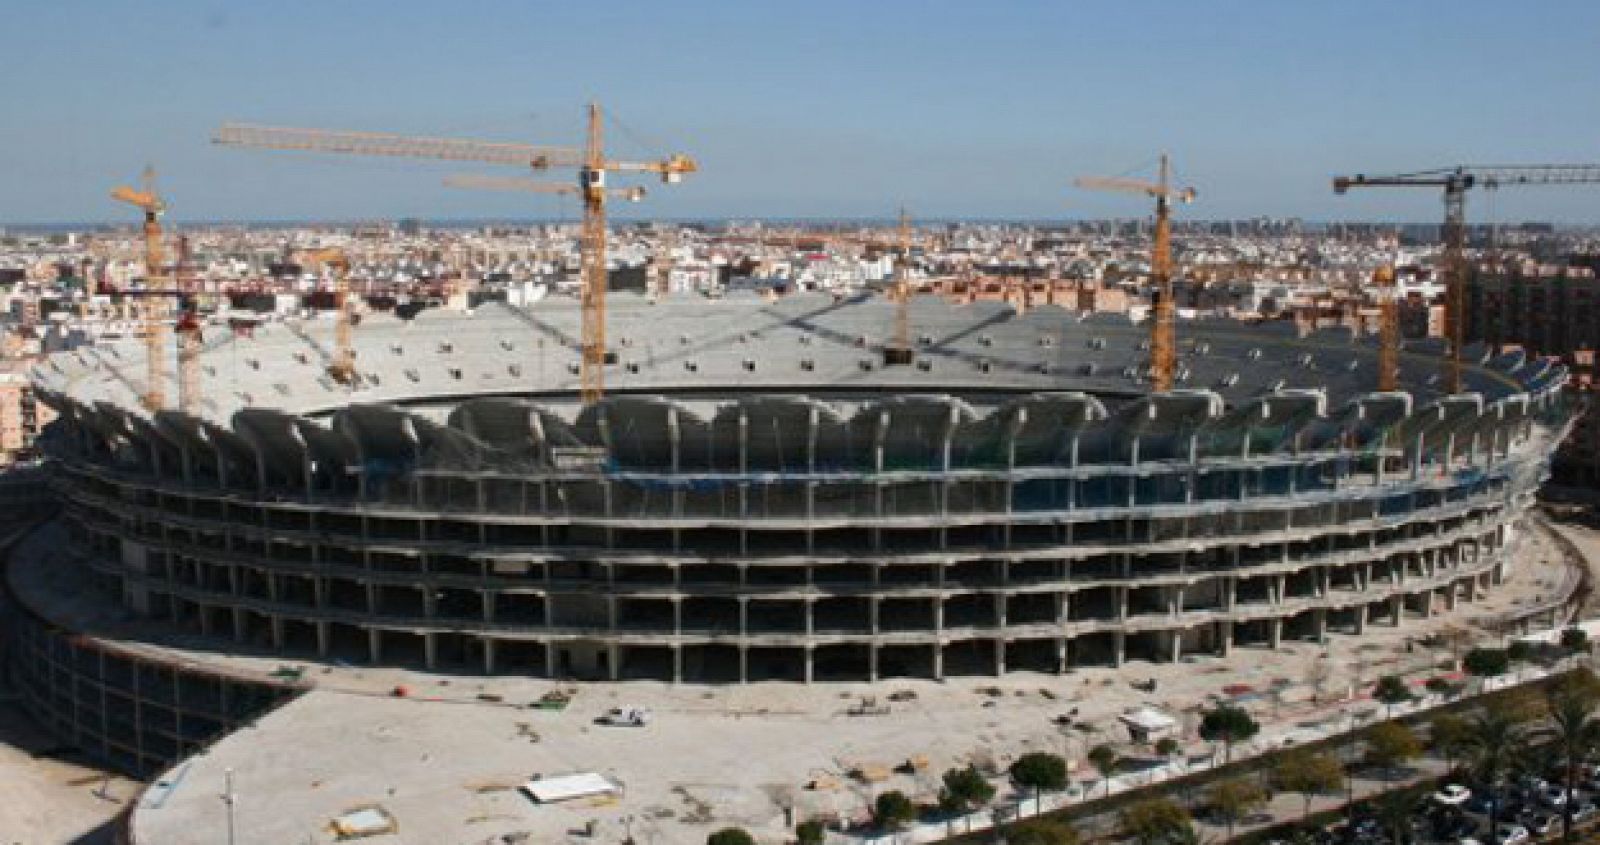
<box><xmin>5</xmin><ymin>0</ymin><xmax>1600</xmax><ymax>224</ymax></box>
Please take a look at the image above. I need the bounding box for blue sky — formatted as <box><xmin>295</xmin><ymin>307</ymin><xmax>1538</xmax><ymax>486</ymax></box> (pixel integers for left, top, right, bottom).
<box><xmin>5</xmin><ymin>1</ymin><xmax>1600</xmax><ymax>224</ymax></box>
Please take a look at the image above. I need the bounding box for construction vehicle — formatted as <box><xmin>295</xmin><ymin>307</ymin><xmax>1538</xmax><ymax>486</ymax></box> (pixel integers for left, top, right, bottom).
<box><xmin>1333</xmin><ymin>164</ymin><xmax>1600</xmax><ymax>393</ymax></box>
<box><xmin>110</xmin><ymin>167</ymin><xmax>171</xmax><ymax>412</ymax></box>
<box><xmin>1076</xmin><ymin>155</ymin><xmax>1196</xmax><ymax>391</ymax></box>
<box><xmin>215</xmin><ymin>103</ymin><xmax>696</xmax><ymax>405</ymax></box>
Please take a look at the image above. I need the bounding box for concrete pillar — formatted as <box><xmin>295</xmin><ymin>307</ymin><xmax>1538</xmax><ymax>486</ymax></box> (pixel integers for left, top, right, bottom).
<box><xmin>483</xmin><ymin>638</ymin><xmax>496</xmax><ymax>674</ymax></box>
<box><xmin>1113</xmin><ymin>631</ymin><xmax>1126</xmax><ymax>667</ymax></box>
<box><xmin>1056</xmin><ymin>637</ymin><xmax>1069</xmax><ymax>673</ymax></box>
<box><xmin>609</xmin><ymin>644</ymin><xmax>621</xmax><ymax>681</ymax></box>
<box><xmin>1313</xmin><ymin>608</ymin><xmax>1328</xmax><ymax>644</ymax></box>
<box><xmin>1269</xmin><ymin>618</ymin><xmax>1283</xmax><ymax>649</ymax></box>
<box><xmin>804</xmin><ymin>646</ymin><xmax>814</xmax><ymax>684</ymax></box>
<box><xmin>369</xmin><ymin>629</ymin><xmax>383</xmax><ymax>664</ymax></box>
<box><xmin>672</xmin><ymin>646</ymin><xmax>683</xmax><ymax>684</ymax></box>
<box><xmin>316</xmin><ymin>621</ymin><xmax>330</xmax><ymax>657</ymax></box>
<box><xmin>1170</xmin><ymin>630</ymin><xmax>1183</xmax><ymax>663</ymax></box>
<box><xmin>1218</xmin><ymin>620</ymin><xmax>1233</xmax><ymax>657</ymax></box>
<box><xmin>424</xmin><ymin>633</ymin><xmax>437</xmax><ymax>669</ymax></box>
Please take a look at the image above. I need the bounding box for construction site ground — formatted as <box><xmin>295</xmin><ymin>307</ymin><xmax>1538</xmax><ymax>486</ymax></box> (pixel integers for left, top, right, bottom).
<box><xmin>96</xmin><ymin>516</ymin><xmax>1588</xmax><ymax>845</ymax></box>
<box><xmin>0</xmin><ymin>698</ymin><xmax>137</xmax><ymax>845</ymax></box>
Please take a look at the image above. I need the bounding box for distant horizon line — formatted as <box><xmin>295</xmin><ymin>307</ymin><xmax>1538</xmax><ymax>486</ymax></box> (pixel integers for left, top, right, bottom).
<box><xmin>1</xmin><ymin>215</ymin><xmax>1589</xmax><ymax>232</ymax></box>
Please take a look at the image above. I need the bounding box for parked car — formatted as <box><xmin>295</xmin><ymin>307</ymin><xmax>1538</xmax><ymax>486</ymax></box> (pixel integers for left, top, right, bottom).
<box><xmin>1539</xmin><ymin>785</ymin><xmax>1572</xmax><ymax>808</ymax></box>
<box><xmin>1524</xmin><ymin>813</ymin><xmax>1556</xmax><ymax>836</ymax></box>
<box><xmin>1491</xmin><ymin>824</ymin><xmax>1530</xmax><ymax>845</ymax></box>
<box><xmin>1436</xmin><ymin>784</ymin><xmax>1474</xmax><ymax>806</ymax></box>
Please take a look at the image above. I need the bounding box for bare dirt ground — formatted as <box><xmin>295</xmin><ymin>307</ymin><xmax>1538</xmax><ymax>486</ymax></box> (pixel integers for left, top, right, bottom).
<box><xmin>0</xmin><ymin>696</ymin><xmax>136</xmax><ymax>845</ymax></box>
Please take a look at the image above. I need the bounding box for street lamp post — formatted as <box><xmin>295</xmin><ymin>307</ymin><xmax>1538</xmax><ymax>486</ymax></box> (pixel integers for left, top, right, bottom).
<box><xmin>222</xmin><ymin>767</ymin><xmax>237</xmax><ymax>845</ymax></box>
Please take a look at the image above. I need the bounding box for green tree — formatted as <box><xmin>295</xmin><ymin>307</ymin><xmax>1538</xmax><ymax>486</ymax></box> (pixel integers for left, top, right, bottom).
<box><xmin>1272</xmin><ymin>749</ymin><xmax>1345</xmax><ymax>820</ymax></box>
<box><xmin>1005</xmin><ymin>819</ymin><xmax>1081</xmax><ymax>845</ymax></box>
<box><xmin>1199</xmin><ymin>704</ymin><xmax>1260</xmax><ymax>763</ymax></box>
<box><xmin>1154</xmin><ymin>737</ymin><xmax>1180</xmax><ymax>759</ymax></box>
<box><xmin>937</xmin><ymin>765</ymin><xmax>995</xmax><ymax>814</ymax></box>
<box><xmin>1207</xmin><ymin>777</ymin><xmax>1266</xmax><ymax>840</ymax></box>
<box><xmin>1009</xmin><ymin>752</ymin><xmax>1069</xmax><ymax>806</ymax></box>
<box><xmin>1561</xmin><ymin>627</ymin><xmax>1591</xmax><ymax>655</ymax></box>
<box><xmin>1546</xmin><ymin>670</ymin><xmax>1600</xmax><ymax>844</ymax></box>
<box><xmin>1507</xmin><ymin>640</ymin><xmax>1534</xmax><ymax>662</ymax></box>
<box><xmin>1087</xmin><ymin>744</ymin><xmax>1120</xmax><ymax>797</ymax></box>
<box><xmin>1428</xmin><ymin>712</ymin><xmax>1473</xmax><ymax>775</ymax></box>
<box><xmin>873</xmin><ymin>790</ymin><xmax>917</xmax><ymax>831</ymax></box>
<box><xmin>1463</xmin><ymin>647</ymin><xmax>1510</xmax><ymax>679</ymax></box>
<box><xmin>706</xmin><ymin>828</ymin><xmax>755</xmax><ymax>845</ymax></box>
<box><xmin>795</xmin><ymin>819</ymin><xmax>825</xmax><ymax>845</ymax></box>
<box><xmin>1363</xmin><ymin>721</ymin><xmax>1422</xmax><ymax>780</ymax></box>
<box><xmin>1373</xmin><ymin>786</ymin><xmax>1421</xmax><ymax>845</ymax></box>
<box><xmin>1119</xmin><ymin>797</ymin><xmax>1194</xmax><ymax>845</ymax></box>
<box><xmin>1372</xmin><ymin>675</ymin><xmax>1413</xmax><ymax>716</ymax></box>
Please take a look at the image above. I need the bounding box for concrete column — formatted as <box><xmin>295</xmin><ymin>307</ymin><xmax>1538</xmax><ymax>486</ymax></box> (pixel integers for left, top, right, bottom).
<box><xmin>1218</xmin><ymin>620</ymin><xmax>1233</xmax><ymax>656</ymax></box>
<box><xmin>672</xmin><ymin>646</ymin><xmax>683</xmax><ymax>684</ymax></box>
<box><xmin>1056</xmin><ymin>637</ymin><xmax>1069</xmax><ymax>673</ymax></box>
<box><xmin>368</xmin><ymin>629</ymin><xmax>383</xmax><ymax>664</ymax></box>
<box><xmin>804</xmin><ymin>646</ymin><xmax>814</xmax><ymax>684</ymax></box>
<box><xmin>1269</xmin><ymin>618</ymin><xmax>1283</xmax><ymax>649</ymax></box>
<box><xmin>1170</xmin><ymin>630</ymin><xmax>1183</xmax><ymax>663</ymax></box>
<box><xmin>994</xmin><ymin>639</ymin><xmax>1005</xmax><ymax>676</ymax></box>
<box><xmin>483</xmin><ymin>638</ymin><xmax>496</xmax><ymax>674</ymax></box>
<box><xmin>424</xmin><ymin>633</ymin><xmax>437</xmax><ymax>669</ymax></box>
<box><xmin>1313</xmin><ymin>608</ymin><xmax>1328</xmax><ymax>644</ymax></box>
<box><xmin>316</xmin><ymin>621</ymin><xmax>330</xmax><ymax>657</ymax></box>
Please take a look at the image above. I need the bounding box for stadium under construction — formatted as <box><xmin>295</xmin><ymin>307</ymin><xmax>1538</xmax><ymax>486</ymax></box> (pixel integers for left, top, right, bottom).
<box><xmin>20</xmin><ymin>291</ymin><xmax>1571</xmax><ymax>694</ymax></box>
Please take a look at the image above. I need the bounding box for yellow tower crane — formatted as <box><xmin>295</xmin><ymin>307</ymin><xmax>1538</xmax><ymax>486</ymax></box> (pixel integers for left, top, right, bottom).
<box><xmin>1075</xmin><ymin>155</ymin><xmax>1196</xmax><ymax>391</ymax></box>
<box><xmin>215</xmin><ymin>104</ymin><xmax>696</xmax><ymax>405</ymax></box>
<box><xmin>291</xmin><ymin>247</ymin><xmax>355</xmax><ymax>384</ymax></box>
<box><xmin>1373</xmin><ymin>265</ymin><xmax>1400</xmax><ymax>392</ymax></box>
<box><xmin>111</xmin><ymin>167</ymin><xmax>172</xmax><ymax>412</ymax></box>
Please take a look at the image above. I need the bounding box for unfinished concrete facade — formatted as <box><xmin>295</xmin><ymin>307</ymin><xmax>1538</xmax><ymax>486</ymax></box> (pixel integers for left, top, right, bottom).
<box><xmin>31</xmin><ymin>294</ymin><xmax>1573</xmax><ymax>683</ymax></box>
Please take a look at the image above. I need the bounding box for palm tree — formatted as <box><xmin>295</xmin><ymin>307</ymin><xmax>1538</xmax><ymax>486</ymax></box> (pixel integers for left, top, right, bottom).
<box><xmin>1459</xmin><ymin>705</ymin><xmax>1528</xmax><ymax>836</ymax></box>
<box><xmin>1546</xmin><ymin>673</ymin><xmax>1600</xmax><ymax>844</ymax></box>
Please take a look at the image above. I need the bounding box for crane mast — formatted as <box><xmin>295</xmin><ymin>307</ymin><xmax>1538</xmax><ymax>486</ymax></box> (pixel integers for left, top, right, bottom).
<box><xmin>1373</xmin><ymin>265</ymin><xmax>1400</xmax><ymax>392</ymax></box>
<box><xmin>1334</xmin><ymin>164</ymin><xmax>1600</xmax><ymax>393</ymax></box>
<box><xmin>580</xmin><ymin>104</ymin><xmax>608</xmax><ymax>405</ymax></box>
<box><xmin>111</xmin><ymin>167</ymin><xmax>169</xmax><ymax>412</ymax></box>
<box><xmin>884</xmin><ymin>207</ymin><xmax>915</xmax><ymax>366</ymax></box>
<box><xmin>1075</xmin><ymin>154</ymin><xmax>1196</xmax><ymax>391</ymax></box>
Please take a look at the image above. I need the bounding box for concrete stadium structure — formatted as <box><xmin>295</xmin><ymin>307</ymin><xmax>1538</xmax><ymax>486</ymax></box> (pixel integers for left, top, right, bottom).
<box><xmin>29</xmin><ymin>292</ymin><xmax>1573</xmax><ymax>685</ymax></box>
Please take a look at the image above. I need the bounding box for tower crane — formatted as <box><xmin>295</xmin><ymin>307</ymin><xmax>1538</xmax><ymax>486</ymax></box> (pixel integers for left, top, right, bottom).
<box><xmin>291</xmin><ymin>247</ymin><xmax>356</xmax><ymax>384</ymax></box>
<box><xmin>1372</xmin><ymin>265</ymin><xmax>1400</xmax><ymax>392</ymax></box>
<box><xmin>111</xmin><ymin>167</ymin><xmax>174</xmax><ymax>413</ymax></box>
<box><xmin>1333</xmin><ymin>164</ymin><xmax>1600</xmax><ymax>393</ymax></box>
<box><xmin>1075</xmin><ymin>155</ymin><xmax>1197</xmax><ymax>391</ymax></box>
<box><xmin>215</xmin><ymin>103</ymin><xmax>696</xmax><ymax>405</ymax></box>
<box><xmin>883</xmin><ymin>208</ymin><xmax>916</xmax><ymax>366</ymax></box>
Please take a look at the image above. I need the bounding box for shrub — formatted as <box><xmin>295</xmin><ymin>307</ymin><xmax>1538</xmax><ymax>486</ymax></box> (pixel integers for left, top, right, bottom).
<box><xmin>706</xmin><ymin>828</ymin><xmax>756</xmax><ymax>845</ymax></box>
